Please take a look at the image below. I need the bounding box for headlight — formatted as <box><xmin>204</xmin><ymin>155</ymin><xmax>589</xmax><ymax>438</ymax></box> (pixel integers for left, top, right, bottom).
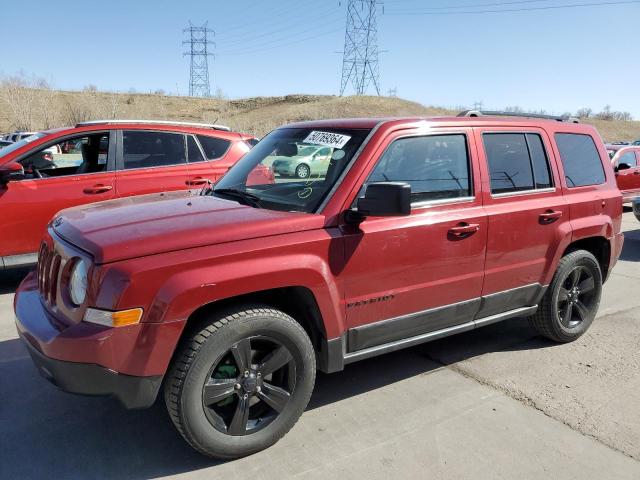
<box><xmin>69</xmin><ymin>258</ymin><xmax>89</xmax><ymax>306</ymax></box>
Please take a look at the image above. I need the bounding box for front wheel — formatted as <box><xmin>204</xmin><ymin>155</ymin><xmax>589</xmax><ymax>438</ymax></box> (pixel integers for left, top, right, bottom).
<box><xmin>164</xmin><ymin>306</ymin><xmax>316</xmax><ymax>459</ymax></box>
<box><xmin>529</xmin><ymin>250</ymin><xmax>602</xmax><ymax>343</ymax></box>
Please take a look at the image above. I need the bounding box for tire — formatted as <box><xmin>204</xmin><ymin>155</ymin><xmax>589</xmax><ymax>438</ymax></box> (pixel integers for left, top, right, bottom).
<box><xmin>164</xmin><ymin>305</ymin><xmax>316</xmax><ymax>459</ymax></box>
<box><xmin>295</xmin><ymin>164</ymin><xmax>310</xmax><ymax>179</ymax></box>
<box><xmin>529</xmin><ymin>250</ymin><xmax>602</xmax><ymax>343</ymax></box>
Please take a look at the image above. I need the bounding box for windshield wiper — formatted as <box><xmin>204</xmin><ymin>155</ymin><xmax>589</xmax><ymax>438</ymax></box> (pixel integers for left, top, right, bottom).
<box><xmin>213</xmin><ymin>188</ymin><xmax>262</xmax><ymax>208</ymax></box>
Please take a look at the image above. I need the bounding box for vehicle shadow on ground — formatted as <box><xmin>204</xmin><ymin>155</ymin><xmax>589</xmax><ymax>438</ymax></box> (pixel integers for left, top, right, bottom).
<box><xmin>0</xmin><ymin>315</ymin><xmax>550</xmax><ymax>479</ymax></box>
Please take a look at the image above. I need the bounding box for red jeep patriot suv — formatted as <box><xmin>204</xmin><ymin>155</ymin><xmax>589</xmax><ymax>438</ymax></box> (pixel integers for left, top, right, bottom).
<box><xmin>14</xmin><ymin>111</ymin><xmax>624</xmax><ymax>459</ymax></box>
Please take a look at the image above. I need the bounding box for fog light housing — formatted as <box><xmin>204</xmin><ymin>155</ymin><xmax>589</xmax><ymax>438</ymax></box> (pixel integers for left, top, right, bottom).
<box><xmin>83</xmin><ymin>308</ymin><xmax>143</xmax><ymax>327</ymax></box>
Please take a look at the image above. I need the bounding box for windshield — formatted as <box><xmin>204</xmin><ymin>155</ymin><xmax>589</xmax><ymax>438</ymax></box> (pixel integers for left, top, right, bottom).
<box><xmin>213</xmin><ymin>127</ymin><xmax>371</xmax><ymax>213</ymax></box>
<box><xmin>0</xmin><ymin>132</ymin><xmax>46</xmax><ymax>159</ymax></box>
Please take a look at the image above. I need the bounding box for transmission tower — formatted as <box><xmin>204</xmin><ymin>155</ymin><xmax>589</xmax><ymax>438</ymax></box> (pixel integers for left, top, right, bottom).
<box><xmin>340</xmin><ymin>0</ymin><xmax>381</xmax><ymax>96</ymax></box>
<box><xmin>183</xmin><ymin>22</ymin><xmax>215</xmax><ymax>97</ymax></box>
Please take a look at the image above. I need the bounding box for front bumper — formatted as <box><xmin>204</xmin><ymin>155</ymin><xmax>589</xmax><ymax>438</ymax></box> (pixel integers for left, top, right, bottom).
<box><xmin>20</xmin><ymin>332</ymin><xmax>162</xmax><ymax>409</ymax></box>
<box><xmin>14</xmin><ymin>271</ymin><xmax>180</xmax><ymax>409</ymax></box>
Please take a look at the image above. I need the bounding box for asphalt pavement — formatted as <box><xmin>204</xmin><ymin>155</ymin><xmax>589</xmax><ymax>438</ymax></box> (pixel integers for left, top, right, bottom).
<box><xmin>1</xmin><ymin>211</ymin><xmax>639</xmax><ymax>479</ymax></box>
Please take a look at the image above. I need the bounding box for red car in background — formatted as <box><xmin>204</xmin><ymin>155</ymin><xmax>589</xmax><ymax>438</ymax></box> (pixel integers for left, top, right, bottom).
<box><xmin>608</xmin><ymin>145</ymin><xmax>640</xmax><ymax>202</ymax></box>
<box><xmin>0</xmin><ymin>120</ymin><xmax>262</xmax><ymax>269</ymax></box>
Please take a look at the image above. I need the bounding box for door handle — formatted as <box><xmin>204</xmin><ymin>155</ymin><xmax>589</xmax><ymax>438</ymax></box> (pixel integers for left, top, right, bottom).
<box><xmin>539</xmin><ymin>210</ymin><xmax>563</xmax><ymax>224</ymax></box>
<box><xmin>448</xmin><ymin>222</ymin><xmax>480</xmax><ymax>239</ymax></box>
<box><xmin>83</xmin><ymin>184</ymin><xmax>113</xmax><ymax>194</ymax></box>
<box><xmin>186</xmin><ymin>177</ymin><xmax>211</xmax><ymax>186</ymax></box>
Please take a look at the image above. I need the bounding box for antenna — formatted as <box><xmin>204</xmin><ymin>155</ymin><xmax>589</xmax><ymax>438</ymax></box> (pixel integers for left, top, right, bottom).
<box><xmin>339</xmin><ymin>0</ymin><xmax>382</xmax><ymax>96</ymax></box>
<box><xmin>183</xmin><ymin>21</ymin><xmax>215</xmax><ymax>97</ymax></box>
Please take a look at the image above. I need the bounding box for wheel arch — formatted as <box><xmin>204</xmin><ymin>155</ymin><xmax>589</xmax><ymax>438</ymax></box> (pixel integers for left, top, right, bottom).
<box><xmin>561</xmin><ymin>236</ymin><xmax>611</xmax><ymax>281</ymax></box>
<box><xmin>172</xmin><ymin>286</ymin><xmax>341</xmax><ymax>374</ymax></box>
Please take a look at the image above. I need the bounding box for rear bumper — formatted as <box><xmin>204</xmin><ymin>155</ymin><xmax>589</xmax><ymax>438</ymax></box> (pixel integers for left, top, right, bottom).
<box><xmin>19</xmin><ymin>332</ymin><xmax>162</xmax><ymax>409</ymax></box>
<box><xmin>609</xmin><ymin>231</ymin><xmax>625</xmax><ymax>279</ymax></box>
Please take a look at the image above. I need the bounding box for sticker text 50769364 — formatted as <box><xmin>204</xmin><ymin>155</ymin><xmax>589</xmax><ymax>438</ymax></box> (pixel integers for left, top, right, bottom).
<box><xmin>303</xmin><ymin>131</ymin><xmax>351</xmax><ymax>149</ymax></box>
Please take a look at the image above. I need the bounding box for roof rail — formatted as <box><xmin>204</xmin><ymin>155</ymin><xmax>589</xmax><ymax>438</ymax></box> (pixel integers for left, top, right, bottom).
<box><xmin>457</xmin><ymin>110</ymin><xmax>580</xmax><ymax>124</ymax></box>
<box><xmin>75</xmin><ymin>120</ymin><xmax>232</xmax><ymax>131</ymax></box>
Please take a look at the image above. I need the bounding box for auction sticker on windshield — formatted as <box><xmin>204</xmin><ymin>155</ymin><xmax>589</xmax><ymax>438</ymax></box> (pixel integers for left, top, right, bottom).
<box><xmin>303</xmin><ymin>131</ymin><xmax>351</xmax><ymax>149</ymax></box>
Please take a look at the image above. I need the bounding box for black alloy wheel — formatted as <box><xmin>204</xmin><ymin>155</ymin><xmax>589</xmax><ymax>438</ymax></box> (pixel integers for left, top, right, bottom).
<box><xmin>202</xmin><ymin>336</ymin><xmax>295</xmax><ymax>436</ymax></box>
<box><xmin>557</xmin><ymin>265</ymin><xmax>597</xmax><ymax>328</ymax></box>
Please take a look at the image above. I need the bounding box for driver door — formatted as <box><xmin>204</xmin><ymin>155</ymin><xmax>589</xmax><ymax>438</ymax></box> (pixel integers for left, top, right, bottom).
<box><xmin>340</xmin><ymin>129</ymin><xmax>487</xmax><ymax>352</ymax></box>
<box><xmin>0</xmin><ymin>132</ymin><xmax>116</xmax><ymax>261</ymax></box>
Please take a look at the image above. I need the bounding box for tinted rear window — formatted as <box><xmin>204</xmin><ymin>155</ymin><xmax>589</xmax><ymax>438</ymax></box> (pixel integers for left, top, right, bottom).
<box><xmin>555</xmin><ymin>133</ymin><xmax>606</xmax><ymax>187</ymax></box>
<box><xmin>197</xmin><ymin>135</ymin><xmax>231</xmax><ymax>160</ymax></box>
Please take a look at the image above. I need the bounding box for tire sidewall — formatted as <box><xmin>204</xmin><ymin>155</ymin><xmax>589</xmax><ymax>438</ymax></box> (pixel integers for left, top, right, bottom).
<box><xmin>549</xmin><ymin>252</ymin><xmax>602</xmax><ymax>340</ymax></box>
<box><xmin>179</xmin><ymin>312</ymin><xmax>315</xmax><ymax>458</ymax></box>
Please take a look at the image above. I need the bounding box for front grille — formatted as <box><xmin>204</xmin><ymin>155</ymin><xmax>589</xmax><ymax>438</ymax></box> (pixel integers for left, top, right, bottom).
<box><xmin>37</xmin><ymin>242</ymin><xmax>62</xmax><ymax>307</ymax></box>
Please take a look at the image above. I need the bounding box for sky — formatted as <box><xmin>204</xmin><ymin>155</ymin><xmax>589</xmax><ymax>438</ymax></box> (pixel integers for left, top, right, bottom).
<box><xmin>2</xmin><ymin>0</ymin><xmax>640</xmax><ymax>116</ymax></box>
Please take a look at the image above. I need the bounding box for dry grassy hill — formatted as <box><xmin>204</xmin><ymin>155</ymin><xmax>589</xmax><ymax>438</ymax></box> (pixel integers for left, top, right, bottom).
<box><xmin>1</xmin><ymin>89</ymin><xmax>638</xmax><ymax>142</ymax></box>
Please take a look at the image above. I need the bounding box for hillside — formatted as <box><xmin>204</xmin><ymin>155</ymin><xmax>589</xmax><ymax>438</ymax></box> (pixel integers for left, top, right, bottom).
<box><xmin>1</xmin><ymin>89</ymin><xmax>638</xmax><ymax>142</ymax></box>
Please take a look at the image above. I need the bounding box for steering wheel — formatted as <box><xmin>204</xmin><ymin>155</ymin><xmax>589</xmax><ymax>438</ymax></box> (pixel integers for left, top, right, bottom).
<box><xmin>32</xmin><ymin>168</ymin><xmax>43</xmax><ymax>179</ymax></box>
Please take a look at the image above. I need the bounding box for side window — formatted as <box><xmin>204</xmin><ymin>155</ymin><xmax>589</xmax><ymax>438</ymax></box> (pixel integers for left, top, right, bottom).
<box><xmin>122</xmin><ymin>131</ymin><xmax>186</xmax><ymax>169</ymax></box>
<box><xmin>618</xmin><ymin>151</ymin><xmax>637</xmax><ymax>168</ymax></box>
<box><xmin>187</xmin><ymin>135</ymin><xmax>205</xmax><ymax>163</ymax></box>
<box><xmin>555</xmin><ymin>133</ymin><xmax>606</xmax><ymax>187</ymax></box>
<box><xmin>484</xmin><ymin>133</ymin><xmax>533</xmax><ymax>194</ymax></box>
<box><xmin>197</xmin><ymin>135</ymin><xmax>231</xmax><ymax>161</ymax></box>
<box><xmin>527</xmin><ymin>134</ymin><xmax>552</xmax><ymax>189</ymax></box>
<box><xmin>19</xmin><ymin>133</ymin><xmax>110</xmax><ymax>178</ymax></box>
<box><xmin>366</xmin><ymin>134</ymin><xmax>471</xmax><ymax>203</ymax></box>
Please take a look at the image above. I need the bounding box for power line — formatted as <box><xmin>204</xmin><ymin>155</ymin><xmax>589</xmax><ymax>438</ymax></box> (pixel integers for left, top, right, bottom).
<box><xmin>183</xmin><ymin>22</ymin><xmax>215</xmax><ymax>97</ymax></box>
<box><xmin>217</xmin><ymin>10</ymin><xmax>344</xmax><ymax>49</ymax></box>
<box><xmin>340</xmin><ymin>0</ymin><xmax>382</xmax><ymax>96</ymax></box>
<box><xmin>217</xmin><ymin>27</ymin><xmax>344</xmax><ymax>56</ymax></box>
<box><xmin>384</xmin><ymin>0</ymin><xmax>547</xmax><ymax>7</ymax></box>
<box><xmin>386</xmin><ymin>0</ymin><xmax>640</xmax><ymax>15</ymax></box>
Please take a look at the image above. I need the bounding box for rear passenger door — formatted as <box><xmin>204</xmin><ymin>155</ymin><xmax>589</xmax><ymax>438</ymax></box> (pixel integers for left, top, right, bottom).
<box><xmin>476</xmin><ymin>128</ymin><xmax>569</xmax><ymax>316</ymax></box>
<box><xmin>115</xmin><ymin>130</ymin><xmax>190</xmax><ymax>197</ymax></box>
<box><xmin>185</xmin><ymin>134</ymin><xmax>235</xmax><ymax>187</ymax></box>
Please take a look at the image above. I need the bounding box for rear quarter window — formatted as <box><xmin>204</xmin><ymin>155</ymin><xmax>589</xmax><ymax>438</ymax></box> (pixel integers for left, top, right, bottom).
<box><xmin>197</xmin><ymin>135</ymin><xmax>231</xmax><ymax>160</ymax></box>
<box><xmin>555</xmin><ymin>133</ymin><xmax>606</xmax><ymax>187</ymax></box>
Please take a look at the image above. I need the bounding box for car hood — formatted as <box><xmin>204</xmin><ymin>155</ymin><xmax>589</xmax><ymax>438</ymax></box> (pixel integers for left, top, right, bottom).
<box><xmin>53</xmin><ymin>191</ymin><xmax>324</xmax><ymax>263</ymax></box>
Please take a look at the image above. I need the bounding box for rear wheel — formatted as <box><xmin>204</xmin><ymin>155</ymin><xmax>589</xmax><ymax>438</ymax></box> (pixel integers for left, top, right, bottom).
<box><xmin>529</xmin><ymin>250</ymin><xmax>602</xmax><ymax>342</ymax></box>
<box><xmin>164</xmin><ymin>306</ymin><xmax>316</xmax><ymax>459</ymax></box>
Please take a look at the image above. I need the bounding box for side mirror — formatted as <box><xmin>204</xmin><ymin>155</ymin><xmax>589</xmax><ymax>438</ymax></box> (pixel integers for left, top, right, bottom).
<box><xmin>616</xmin><ymin>162</ymin><xmax>631</xmax><ymax>171</ymax></box>
<box><xmin>356</xmin><ymin>182</ymin><xmax>411</xmax><ymax>218</ymax></box>
<box><xmin>0</xmin><ymin>161</ymin><xmax>24</xmax><ymax>184</ymax></box>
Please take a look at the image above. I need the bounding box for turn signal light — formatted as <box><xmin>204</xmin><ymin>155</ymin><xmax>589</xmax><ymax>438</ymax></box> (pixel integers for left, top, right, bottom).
<box><xmin>83</xmin><ymin>308</ymin><xmax>143</xmax><ymax>327</ymax></box>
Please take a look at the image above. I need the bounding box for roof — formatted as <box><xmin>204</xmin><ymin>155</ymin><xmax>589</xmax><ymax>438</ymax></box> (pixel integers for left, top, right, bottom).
<box><xmin>285</xmin><ymin>115</ymin><xmax>592</xmax><ymax>131</ymax></box>
<box><xmin>76</xmin><ymin>120</ymin><xmax>231</xmax><ymax>131</ymax></box>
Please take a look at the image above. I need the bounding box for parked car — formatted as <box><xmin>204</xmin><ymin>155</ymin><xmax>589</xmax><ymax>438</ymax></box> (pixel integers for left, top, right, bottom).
<box><xmin>15</xmin><ymin>112</ymin><xmax>623</xmax><ymax>459</ymax></box>
<box><xmin>610</xmin><ymin>145</ymin><xmax>640</xmax><ymax>203</ymax></box>
<box><xmin>4</xmin><ymin>131</ymin><xmax>38</xmax><ymax>142</ymax></box>
<box><xmin>0</xmin><ymin>120</ymin><xmax>257</xmax><ymax>269</ymax></box>
<box><xmin>633</xmin><ymin>197</ymin><xmax>640</xmax><ymax>221</ymax></box>
<box><xmin>270</xmin><ymin>144</ymin><xmax>333</xmax><ymax>178</ymax></box>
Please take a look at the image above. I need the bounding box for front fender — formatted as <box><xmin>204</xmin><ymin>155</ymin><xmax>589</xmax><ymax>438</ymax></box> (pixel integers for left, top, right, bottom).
<box><xmin>151</xmin><ymin>253</ymin><xmax>344</xmax><ymax>338</ymax></box>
